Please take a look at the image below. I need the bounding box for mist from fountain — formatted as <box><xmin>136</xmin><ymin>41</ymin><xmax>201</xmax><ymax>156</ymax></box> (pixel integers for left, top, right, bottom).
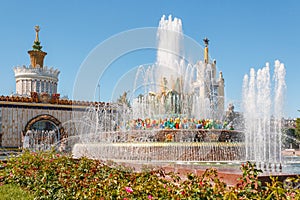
<box><xmin>132</xmin><ymin>15</ymin><xmax>224</xmax><ymax>120</ymax></box>
<box><xmin>242</xmin><ymin>60</ymin><xmax>286</xmax><ymax>168</ymax></box>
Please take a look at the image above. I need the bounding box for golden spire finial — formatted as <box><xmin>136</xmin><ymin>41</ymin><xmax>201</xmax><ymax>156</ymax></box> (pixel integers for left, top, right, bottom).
<box><xmin>34</xmin><ymin>25</ymin><xmax>40</xmax><ymax>42</ymax></box>
<box><xmin>203</xmin><ymin>37</ymin><xmax>209</xmax><ymax>64</ymax></box>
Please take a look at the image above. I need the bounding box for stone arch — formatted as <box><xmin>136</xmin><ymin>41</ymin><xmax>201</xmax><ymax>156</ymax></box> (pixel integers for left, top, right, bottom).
<box><xmin>24</xmin><ymin>114</ymin><xmax>65</xmax><ymax>137</ymax></box>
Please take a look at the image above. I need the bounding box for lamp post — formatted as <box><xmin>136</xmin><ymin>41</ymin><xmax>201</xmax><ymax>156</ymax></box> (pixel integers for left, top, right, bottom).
<box><xmin>97</xmin><ymin>84</ymin><xmax>100</xmax><ymax>102</ymax></box>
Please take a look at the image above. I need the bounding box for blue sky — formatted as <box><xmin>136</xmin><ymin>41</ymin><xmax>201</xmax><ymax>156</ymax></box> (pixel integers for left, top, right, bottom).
<box><xmin>0</xmin><ymin>0</ymin><xmax>299</xmax><ymax>118</ymax></box>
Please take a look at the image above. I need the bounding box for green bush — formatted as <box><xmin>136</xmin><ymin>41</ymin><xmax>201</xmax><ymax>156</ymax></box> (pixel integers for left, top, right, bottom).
<box><xmin>0</xmin><ymin>150</ymin><xmax>299</xmax><ymax>199</ymax></box>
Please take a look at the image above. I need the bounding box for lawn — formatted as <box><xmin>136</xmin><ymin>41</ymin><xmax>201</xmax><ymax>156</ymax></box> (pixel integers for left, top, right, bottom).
<box><xmin>0</xmin><ymin>184</ymin><xmax>34</xmax><ymax>200</ymax></box>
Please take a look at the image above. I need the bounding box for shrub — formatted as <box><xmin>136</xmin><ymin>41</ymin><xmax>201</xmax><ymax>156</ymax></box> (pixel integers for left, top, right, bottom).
<box><xmin>1</xmin><ymin>150</ymin><xmax>300</xmax><ymax>199</ymax></box>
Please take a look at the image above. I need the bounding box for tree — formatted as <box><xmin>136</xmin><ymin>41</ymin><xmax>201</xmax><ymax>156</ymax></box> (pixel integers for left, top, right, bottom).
<box><xmin>295</xmin><ymin>118</ymin><xmax>300</xmax><ymax>141</ymax></box>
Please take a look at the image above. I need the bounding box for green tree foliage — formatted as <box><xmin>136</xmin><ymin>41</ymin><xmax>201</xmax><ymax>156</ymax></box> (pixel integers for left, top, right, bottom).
<box><xmin>295</xmin><ymin>118</ymin><xmax>300</xmax><ymax>140</ymax></box>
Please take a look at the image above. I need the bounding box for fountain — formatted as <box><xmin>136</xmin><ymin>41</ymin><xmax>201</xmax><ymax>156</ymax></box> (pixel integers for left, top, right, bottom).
<box><xmin>70</xmin><ymin>15</ymin><xmax>298</xmax><ymax>178</ymax></box>
<box><xmin>72</xmin><ymin>15</ymin><xmax>242</xmax><ymax>164</ymax></box>
<box><xmin>72</xmin><ymin>103</ymin><xmax>244</xmax><ymax>163</ymax></box>
<box><xmin>242</xmin><ymin>61</ymin><xmax>286</xmax><ymax>170</ymax></box>
<box><xmin>23</xmin><ymin>129</ymin><xmax>60</xmax><ymax>151</ymax></box>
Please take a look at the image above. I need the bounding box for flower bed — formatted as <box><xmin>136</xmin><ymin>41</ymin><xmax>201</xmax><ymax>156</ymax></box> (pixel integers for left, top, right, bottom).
<box><xmin>0</xmin><ymin>150</ymin><xmax>299</xmax><ymax>199</ymax></box>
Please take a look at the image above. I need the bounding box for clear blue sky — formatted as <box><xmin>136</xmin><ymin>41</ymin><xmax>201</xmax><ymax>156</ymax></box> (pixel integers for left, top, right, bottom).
<box><xmin>0</xmin><ymin>0</ymin><xmax>299</xmax><ymax>118</ymax></box>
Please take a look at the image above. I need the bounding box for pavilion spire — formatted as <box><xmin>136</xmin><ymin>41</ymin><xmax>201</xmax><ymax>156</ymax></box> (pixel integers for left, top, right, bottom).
<box><xmin>28</xmin><ymin>25</ymin><xmax>47</xmax><ymax>68</ymax></box>
<box><xmin>32</xmin><ymin>25</ymin><xmax>43</xmax><ymax>51</ymax></box>
<box><xmin>203</xmin><ymin>37</ymin><xmax>209</xmax><ymax>64</ymax></box>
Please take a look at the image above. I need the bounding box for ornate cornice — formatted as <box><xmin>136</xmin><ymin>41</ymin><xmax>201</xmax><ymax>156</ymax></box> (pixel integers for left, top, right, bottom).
<box><xmin>13</xmin><ymin>65</ymin><xmax>60</xmax><ymax>81</ymax></box>
<box><xmin>0</xmin><ymin>94</ymin><xmax>107</xmax><ymax>107</ymax></box>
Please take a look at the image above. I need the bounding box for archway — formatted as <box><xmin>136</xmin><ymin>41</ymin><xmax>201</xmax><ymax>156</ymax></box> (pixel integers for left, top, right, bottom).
<box><xmin>23</xmin><ymin>114</ymin><xmax>65</xmax><ymax>150</ymax></box>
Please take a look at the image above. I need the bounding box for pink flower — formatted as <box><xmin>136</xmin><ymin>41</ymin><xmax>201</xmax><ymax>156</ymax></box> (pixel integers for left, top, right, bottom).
<box><xmin>9</xmin><ymin>172</ymin><xmax>13</xmax><ymax>177</ymax></box>
<box><xmin>148</xmin><ymin>195</ymin><xmax>153</xmax><ymax>199</ymax></box>
<box><xmin>125</xmin><ymin>186</ymin><xmax>133</xmax><ymax>193</ymax></box>
<box><xmin>287</xmin><ymin>192</ymin><xmax>296</xmax><ymax>198</ymax></box>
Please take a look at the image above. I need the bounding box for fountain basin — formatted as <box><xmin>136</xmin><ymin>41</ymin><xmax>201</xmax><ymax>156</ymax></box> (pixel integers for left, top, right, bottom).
<box><xmin>73</xmin><ymin>141</ymin><xmax>245</xmax><ymax>162</ymax></box>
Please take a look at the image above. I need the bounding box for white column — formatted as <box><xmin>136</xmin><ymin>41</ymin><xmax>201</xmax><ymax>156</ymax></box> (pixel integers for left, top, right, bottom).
<box><xmin>26</xmin><ymin>80</ymin><xmax>30</xmax><ymax>95</ymax></box>
<box><xmin>30</xmin><ymin>80</ymin><xmax>32</xmax><ymax>95</ymax></box>
<box><xmin>22</xmin><ymin>80</ymin><xmax>25</xmax><ymax>95</ymax></box>
<box><xmin>16</xmin><ymin>80</ymin><xmax>20</xmax><ymax>95</ymax></box>
<box><xmin>24</xmin><ymin>80</ymin><xmax>26</xmax><ymax>95</ymax></box>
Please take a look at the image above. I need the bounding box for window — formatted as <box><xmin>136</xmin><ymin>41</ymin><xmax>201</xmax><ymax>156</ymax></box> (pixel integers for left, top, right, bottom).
<box><xmin>45</xmin><ymin>81</ymin><xmax>49</xmax><ymax>93</ymax></box>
